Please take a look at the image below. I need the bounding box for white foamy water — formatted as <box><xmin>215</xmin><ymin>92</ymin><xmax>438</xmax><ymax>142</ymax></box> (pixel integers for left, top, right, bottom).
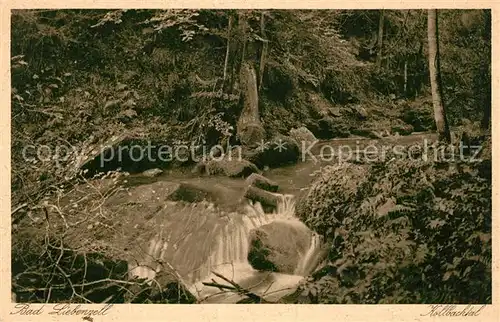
<box><xmin>130</xmin><ymin>194</ymin><xmax>325</xmax><ymax>303</ymax></box>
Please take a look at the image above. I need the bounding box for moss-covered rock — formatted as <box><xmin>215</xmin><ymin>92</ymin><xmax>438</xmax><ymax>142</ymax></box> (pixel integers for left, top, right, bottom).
<box><xmin>204</xmin><ymin>157</ymin><xmax>259</xmax><ymax>178</ymax></box>
<box><xmin>247</xmin><ymin>221</ymin><xmax>313</xmax><ymax>274</ymax></box>
<box><xmin>312</xmin><ymin>117</ymin><xmax>351</xmax><ymax>139</ymax></box>
<box><xmin>245</xmin><ymin>173</ymin><xmax>279</xmax><ymax>192</ymax></box>
<box><xmin>242</xmin><ymin>135</ymin><xmax>300</xmax><ymax>168</ymax></box>
<box><xmin>289</xmin><ymin>126</ymin><xmax>317</xmax><ymax>152</ymax></box>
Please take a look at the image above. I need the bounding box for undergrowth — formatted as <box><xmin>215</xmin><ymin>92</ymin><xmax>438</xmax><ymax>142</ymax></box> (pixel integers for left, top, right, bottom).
<box><xmin>295</xmin><ymin>143</ymin><xmax>491</xmax><ymax>303</ymax></box>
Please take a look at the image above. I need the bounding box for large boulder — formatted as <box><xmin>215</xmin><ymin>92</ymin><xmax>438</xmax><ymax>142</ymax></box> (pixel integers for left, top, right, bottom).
<box><xmin>312</xmin><ymin>117</ymin><xmax>351</xmax><ymax>139</ymax></box>
<box><xmin>353</xmin><ymin>105</ymin><xmax>369</xmax><ymax>120</ymax></box>
<box><xmin>194</xmin><ymin>156</ymin><xmax>259</xmax><ymax>178</ymax></box>
<box><xmin>242</xmin><ymin>135</ymin><xmax>300</xmax><ymax>168</ymax></box>
<box><xmin>243</xmin><ymin>186</ymin><xmax>282</xmax><ymax>212</ymax></box>
<box><xmin>247</xmin><ymin>221</ymin><xmax>313</xmax><ymax>274</ymax></box>
<box><xmin>245</xmin><ymin>173</ymin><xmax>279</xmax><ymax>192</ymax></box>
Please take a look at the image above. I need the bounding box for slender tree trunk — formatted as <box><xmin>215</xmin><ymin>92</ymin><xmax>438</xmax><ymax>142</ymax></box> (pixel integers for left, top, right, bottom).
<box><xmin>427</xmin><ymin>9</ymin><xmax>451</xmax><ymax>142</ymax></box>
<box><xmin>403</xmin><ymin>60</ymin><xmax>408</xmax><ymax>96</ymax></box>
<box><xmin>223</xmin><ymin>15</ymin><xmax>233</xmax><ymax>85</ymax></box>
<box><xmin>237</xmin><ymin>63</ymin><xmax>265</xmax><ymax>147</ymax></box>
<box><xmin>376</xmin><ymin>9</ymin><xmax>385</xmax><ymax>68</ymax></box>
<box><xmin>229</xmin><ymin>11</ymin><xmax>248</xmax><ymax>93</ymax></box>
<box><xmin>414</xmin><ymin>41</ymin><xmax>424</xmax><ymax>97</ymax></box>
<box><xmin>258</xmin><ymin>11</ymin><xmax>268</xmax><ymax>91</ymax></box>
<box><xmin>228</xmin><ymin>12</ymin><xmax>247</xmax><ymax>94</ymax></box>
<box><xmin>481</xmin><ymin>9</ymin><xmax>491</xmax><ymax>130</ymax></box>
<box><xmin>239</xmin><ymin>12</ymin><xmax>248</xmax><ymax>67</ymax></box>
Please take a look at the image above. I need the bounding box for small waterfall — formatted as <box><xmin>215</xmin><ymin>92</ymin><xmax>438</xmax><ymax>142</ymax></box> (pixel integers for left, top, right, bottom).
<box><xmin>131</xmin><ymin>193</ymin><xmax>326</xmax><ymax>303</ymax></box>
<box><xmin>187</xmin><ymin>195</ymin><xmax>325</xmax><ymax>302</ymax></box>
<box><xmin>275</xmin><ymin>193</ymin><xmax>296</xmax><ymax>217</ymax></box>
<box><xmin>294</xmin><ymin>233</ymin><xmax>324</xmax><ymax>276</ymax></box>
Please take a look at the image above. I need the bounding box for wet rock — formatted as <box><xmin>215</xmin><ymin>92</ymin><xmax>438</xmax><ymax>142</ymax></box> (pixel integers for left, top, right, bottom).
<box><xmin>203</xmin><ymin>157</ymin><xmax>259</xmax><ymax>178</ymax></box>
<box><xmin>245</xmin><ymin>173</ymin><xmax>279</xmax><ymax>192</ymax></box>
<box><xmin>242</xmin><ymin>135</ymin><xmax>300</xmax><ymax>168</ymax></box>
<box><xmin>314</xmin><ymin>117</ymin><xmax>350</xmax><ymax>139</ymax></box>
<box><xmin>142</xmin><ymin>168</ymin><xmax>163</xmax><ymax>177</ymax></box>
<box><xmin>248</xmin><ymin>221</ymin><xmax>313</xmax><ymax>274</ymax></box>
<box><xmin>354</xmin><ymin>105</ymin><xmax>369</xmax><ymax>120</ymax></box>
<box><xmin>167</xmin><ymin>182</ymin><xmax>217</xmax><ymax>203</ymax></box>
<box><xmin>289</xmin><ymin>126</ymin><xmax>317</xmax><ymax>150</ymax></box>
<box><xmin>244</xmin><ymin>186</ymin><xmax>281</xmax><ymax>211</ymax></box>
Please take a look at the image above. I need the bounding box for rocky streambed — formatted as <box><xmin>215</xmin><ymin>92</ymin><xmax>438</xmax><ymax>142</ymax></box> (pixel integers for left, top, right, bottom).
<box><xmin>12</xmin><ymin>132</ymin><xmax>439</xmax><ymax>303</ymax></box>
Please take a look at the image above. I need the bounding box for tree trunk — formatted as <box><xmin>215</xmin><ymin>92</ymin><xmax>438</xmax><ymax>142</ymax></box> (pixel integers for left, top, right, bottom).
<box><xmin>228</xmin><ymin>12</ymin><xmax>247</xmax><ymax>94</ymax></box>
<box><xmin>258</xmin><ymin>11</ymin><xmax>268</xmax><ymax>91</ymax></box>
<box><xmin>237</xmin><ymin>62</ymin><xmax>265</xmax><ymax>147</ymax></box>
<box><xmin>223</xmin><ymin>15</ymin><xmax>233</xmax><ymax>85</ymax></box>
<box><xmin>481</xmin><ymin>9</ymin><xmax>491</xmax><ymax>130</ymax></box>
<box><xmin>230</xmin><ymin>10</ymin><xmax>247</xmax><ymax>93</ymax></box>
<box><xmin>376</xmin><ymin>9</ymin><xmax>384</xmax><ymax>68</ymax></box>
<box><xmin>427</xmin><ymin>9</ymin><xmax>451</xmax><ymax>142</ymax></box>
<box><xmin>411</xmin><ymin>41</ymin><xmax>424</xmax><ymax>98</ymax></box>
<box><xmin>403</xmin><ymin>60</ymin><xmax>408</xmax><ymax>96</ymax></box>
<box><xmin>239</xmin><ymin>12</ymin><xmax>248</xmax><ymax>67</ymax></box>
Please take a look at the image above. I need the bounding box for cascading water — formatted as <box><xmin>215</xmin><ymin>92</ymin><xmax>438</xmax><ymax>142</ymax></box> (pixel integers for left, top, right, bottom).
<box><xmin>130</xmin><ymin>193</ymin><xmax>325</xmax><ymax>303</ymax></box>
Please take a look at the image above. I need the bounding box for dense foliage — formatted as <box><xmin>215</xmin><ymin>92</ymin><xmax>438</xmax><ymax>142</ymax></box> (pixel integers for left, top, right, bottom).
<box><xmin>11</xmin><ymin>9</ymin><xmax>490</xmax><ymax>206</ymax></box>
<box><xmin>296</xmin><ymin>148</ymin><xmax>491</xmax><ymax>303</ymax></box>
<box><xmin>11</xmin><ymin>9</ymin><xmax>492</xmax><ymax>304</ymax></box>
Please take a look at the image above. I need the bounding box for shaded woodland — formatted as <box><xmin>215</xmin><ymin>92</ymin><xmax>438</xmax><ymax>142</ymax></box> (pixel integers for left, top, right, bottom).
<box><xmin>11</xmin><ymin>9</ymin><xmax>491</xmax><ymax>304</ymax></box>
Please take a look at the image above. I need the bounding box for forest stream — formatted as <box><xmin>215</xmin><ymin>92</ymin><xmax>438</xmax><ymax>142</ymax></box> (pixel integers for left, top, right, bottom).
<box><xmin>107</xmin><ymin>133</ymin><xmax>437</xmax><ymax>303</ymax></box>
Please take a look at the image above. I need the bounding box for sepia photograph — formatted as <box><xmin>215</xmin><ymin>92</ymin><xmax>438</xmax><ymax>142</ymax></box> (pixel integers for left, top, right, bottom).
<box><xmin>8</xmin><ymin>7</ymin><xmax>492</xmax><ymax>308</ymax></box>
